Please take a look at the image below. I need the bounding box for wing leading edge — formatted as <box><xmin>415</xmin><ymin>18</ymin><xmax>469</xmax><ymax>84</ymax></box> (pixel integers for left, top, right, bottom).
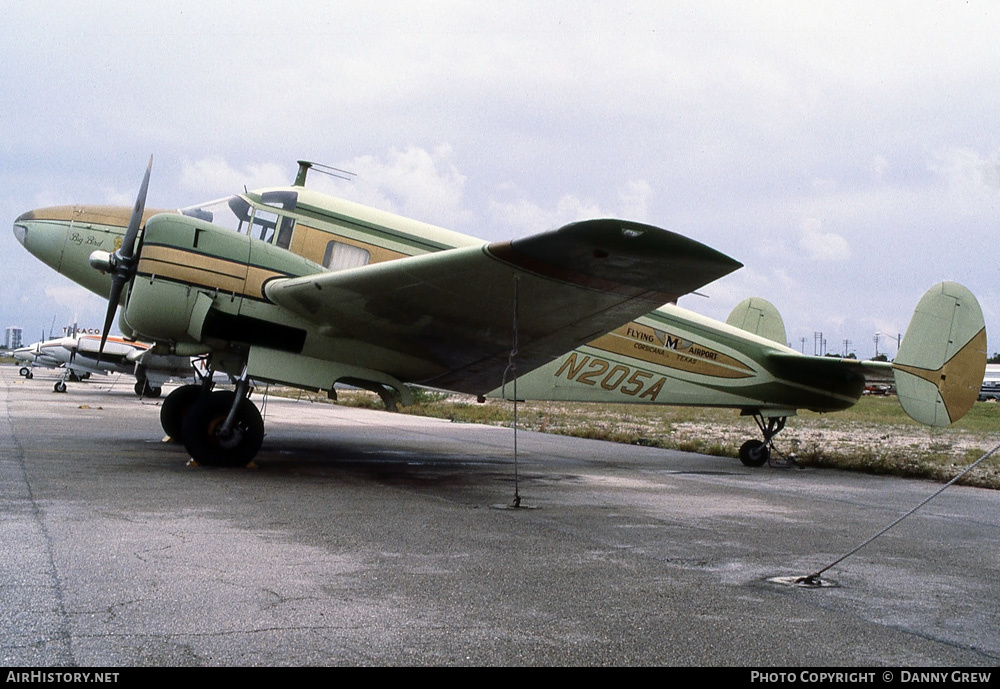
<box><xmin>266</xmin><ymin>219</ymin><xmax>741</xmax><ymax>394</ymax></box>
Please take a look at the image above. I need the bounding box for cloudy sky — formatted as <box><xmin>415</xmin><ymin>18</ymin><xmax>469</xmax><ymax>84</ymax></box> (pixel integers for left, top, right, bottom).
<box><xmin>2</xmin><ymin>1</ymin><xmax>998</xmax><ymax>359</ymax></box>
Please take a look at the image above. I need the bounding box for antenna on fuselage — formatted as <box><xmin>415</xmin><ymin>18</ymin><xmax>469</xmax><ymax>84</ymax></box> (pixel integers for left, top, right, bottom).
<box><xmin>294</xmin><ymin>160</ymin><xmax>356</xmax><ymax>187</ymax></box>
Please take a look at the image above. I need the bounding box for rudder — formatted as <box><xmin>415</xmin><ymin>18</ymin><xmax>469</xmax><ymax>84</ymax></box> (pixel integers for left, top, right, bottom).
<box><xmin>893</xmin><ymin>282</ymin><xmax>987</xmax><ymax>426</ymax></box>
<box><xmin>726</xmin><ymin>297</ymin><xmax>787</xmax><ymax>346</ymax></box>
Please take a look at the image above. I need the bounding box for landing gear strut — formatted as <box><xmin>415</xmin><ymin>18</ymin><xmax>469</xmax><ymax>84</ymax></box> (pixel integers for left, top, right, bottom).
<box><xmin>739</xmin><ymin>414</ymin><xmax>787</xmax><ymax>467</ymax></box>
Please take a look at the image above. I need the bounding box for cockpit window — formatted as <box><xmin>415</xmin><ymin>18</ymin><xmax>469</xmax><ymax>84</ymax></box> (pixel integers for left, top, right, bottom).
<box><xmin>180</xmin><ymin>196</ymin><xmax>252</xmax><ymax>233</ymax></box>
<box><xmin>261</xmin><ymin>190</ymin><xmax>298</xmax><ymax>212</ymax></box>
<box><xmin>181</xmin><ymin>194</ymin><xmax>297</xmax><ymax>248</ymax></box>
<box><xmin>251</xmin><ymin>208</ymin><xmax>278</xmax><ymax>242</ymax></box>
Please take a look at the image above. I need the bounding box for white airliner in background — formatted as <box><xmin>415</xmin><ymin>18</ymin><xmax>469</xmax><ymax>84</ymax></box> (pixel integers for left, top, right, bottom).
<box><xmin>14</xmin><ymin>332</ymin><xmax>193</xmax><ymax>396</ymax></box>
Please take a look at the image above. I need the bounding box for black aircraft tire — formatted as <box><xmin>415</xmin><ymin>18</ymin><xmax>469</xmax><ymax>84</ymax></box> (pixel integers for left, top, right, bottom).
<box><xmin>739</xmin><ymin>439</ymin><xmax>770</xmax><ymax>467</ymax></box>
<box><xmin>135</xmin><ymin>379</ymin><xmax>162</xmax><ymax>398</ymax></box>
<box><xmin>160</xmin><ymin>385</ymin><xmax>203</xmax><ymax>440</ymax></box>
<box><xmin>19</xmin><ymin>367</ymin><xmax>29</xmax><ymax>377</ymax></box>
<box><xmin>53</xmin><ymin>380</ymin><xmax>67</xmax><ymax>393</ymax></box>
<box><xmin>181</xmin><ymin>391</ymin><xmax>264</xmax><ymax>468</ymax></box>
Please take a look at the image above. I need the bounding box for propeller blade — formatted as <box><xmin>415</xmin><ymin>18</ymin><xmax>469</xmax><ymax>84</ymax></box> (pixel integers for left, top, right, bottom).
<box><xmin>120</xmin><ymin>155</ymin><xmax>152</xmax><ymax>261</ymax></box>
<box><xmin>98</xmin><ymin>156</ymin><xmax>152</xmax><ymax>357</ymax></box>
<box><xmin>99</xmin><ymin>276</ymin><xmax>125</xmax><ymax>354</ymax></box>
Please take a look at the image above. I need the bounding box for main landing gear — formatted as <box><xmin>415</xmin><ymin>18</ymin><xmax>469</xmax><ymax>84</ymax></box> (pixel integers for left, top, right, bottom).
<box><xmin>739</xmin><ymin>414</ymin><xmax>787</xmax><ymax>467</ymax></box>
<box><xmin>50</xmin><ymin>370</ymin><xmax>91</xmax><ymax>393</ymax></box>
<box><xmin>160</xmin><ymin>375</ymin><xmax>264</xmax><ymax>467</ymax></box>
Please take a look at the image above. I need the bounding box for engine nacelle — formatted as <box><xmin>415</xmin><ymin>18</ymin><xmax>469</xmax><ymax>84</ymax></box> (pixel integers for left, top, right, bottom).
<box><xmin>124</xmin><ymin>274</ymin><xmax>214</xmax><ymax>346</ymax></box>
<box><xmin>123</xmin><ymin>213</ymin><xmax>323</xmax><ymax>351</ymax></box>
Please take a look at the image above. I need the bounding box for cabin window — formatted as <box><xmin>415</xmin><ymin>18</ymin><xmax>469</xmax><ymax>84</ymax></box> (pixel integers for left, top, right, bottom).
<box><xmin>323</xmin><ymin>241</ymin><xmax>370</xmax><ymax>271</ymax></box>
<box><xmin>275</xmin><ymin>216</ymin><xmax>295</xmax><ymax>249</ymax></box>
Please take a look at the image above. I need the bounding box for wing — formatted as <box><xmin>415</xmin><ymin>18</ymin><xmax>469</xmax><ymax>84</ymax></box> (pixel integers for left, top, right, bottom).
<box><xmin>267</xmin><ymin>219</ymin><xmax>741</xmax><ymax>394</ymax></box>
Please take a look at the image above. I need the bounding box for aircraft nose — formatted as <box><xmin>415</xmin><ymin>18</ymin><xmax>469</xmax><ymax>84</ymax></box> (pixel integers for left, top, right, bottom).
<box><xmin>14</xmin><ymin>204</ymin><xmax>138</xmax><ymax>299</ymax></box>
<box><xmin>12</xmin><ymin>208</ymin><xmax>71</xmax><ymax>273</ymax></box>
<box><xmin>13</xmin><ymin>212</ymin><xmax>29</xmax><ymax>245</ymax></box>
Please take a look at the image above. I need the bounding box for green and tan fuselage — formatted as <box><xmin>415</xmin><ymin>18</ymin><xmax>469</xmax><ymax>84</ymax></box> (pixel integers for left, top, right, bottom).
<box><xmin>13</xmin><ymin>182</ymin><xmax>985</xmax><ymax>431</ymax></box>
<box><xmin>501</xmin><ymin>306</ymin><xmax>867</xmax><ymax>416</ymax></box>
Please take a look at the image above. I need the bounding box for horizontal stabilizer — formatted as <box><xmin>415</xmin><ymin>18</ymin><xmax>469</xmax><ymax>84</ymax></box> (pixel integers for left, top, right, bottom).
<box><xmin>726</xmin><ymin>297</ymin><xmax>787</xmax><ymax>345</ymax></box>
<box><xmin>893</xmin><ymin>282</ymin><xmax>987</xmax><ymax>426</ymax></box>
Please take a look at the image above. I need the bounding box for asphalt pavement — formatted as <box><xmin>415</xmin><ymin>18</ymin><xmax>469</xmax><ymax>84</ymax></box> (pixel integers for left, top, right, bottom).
<box><xmin>1</xmin><ymin>365</ymin><xmax>997</xmax><ymax>666</ymax></box>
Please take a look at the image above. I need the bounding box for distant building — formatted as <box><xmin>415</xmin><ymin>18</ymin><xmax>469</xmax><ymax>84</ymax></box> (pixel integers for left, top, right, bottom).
<box><xmin>4</xmin><ymin>326</ymin><xmax>23</xmax><ymax>350</ymax></box>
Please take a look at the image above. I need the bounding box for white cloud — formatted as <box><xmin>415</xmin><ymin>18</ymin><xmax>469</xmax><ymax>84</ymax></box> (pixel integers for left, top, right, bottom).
<box><xmin>310</xmin><ymin>146</ymin><xmax>473</xmax><ymax>230</ymax></box>
<box><xmin>488</xmin><ymin>196</ymin><xmax>560</xmax><ymax>236</ymax></box>
<box><xmin>488</xmin><ymin>180</ymin><xmax>656</xmax><ymax>237</ymax></box>
<box><xmin>798</xmin><ymin>218</ymin><xmax>852</xmax><ymax>261</ymax></box>
<box><xmin>927</xmin><ymin>147</ymin><xmax>1000</xmax><ymax>205</ymax></box>
<box><xmin>178</xmin><ymin>158</ymin><xmax>287</xmax><ymax>200</ymax></box>
<box><xmin>43</xmin><ymin>284</ymin><xmax>101</xmax><ymax>310</ymax></box>
<box><xmin>4</xmin><ymin>1</ymin><xmax>1000</xmax><ymax>359</ymax></box>
<box><xmin>100</xmin><ymin>186</ymin><xmax>138</xmax><ymax>207</ymax></box>
<box><xmin>619</xmin><ymin>180</ymin><xmax>653</xmax><ymax>222</ymax></box>
<box><xmin>871</xmin><ymin>155</ymin><xmax>889</xmax><ymax>181</ymax></box>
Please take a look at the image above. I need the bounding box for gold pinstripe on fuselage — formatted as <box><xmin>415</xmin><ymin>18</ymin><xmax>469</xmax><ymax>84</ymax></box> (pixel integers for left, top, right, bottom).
<box><xmin>137</xmin><ymin>245</ymin><xmax>285</xmax><ymax>300</ymax></box>
<box><xmin>588</xmin><ymin>322</ymin><xmax>755</xmax><ymax>379</ymax></box>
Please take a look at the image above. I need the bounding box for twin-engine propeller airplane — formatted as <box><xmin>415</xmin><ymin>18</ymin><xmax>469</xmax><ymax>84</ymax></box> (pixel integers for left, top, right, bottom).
<box><xmin>14</xmin><ymin>331</ymin><xmax>193</xmax><ymax>396</ymax></box>
<box><xmin>13</xmin><ymin>158</ymin><xmax>987</xmax><ymax>467</ymax></box>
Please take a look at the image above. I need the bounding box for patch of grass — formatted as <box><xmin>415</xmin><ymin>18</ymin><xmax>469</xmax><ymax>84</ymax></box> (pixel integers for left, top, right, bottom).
<box><xmin>796</xmin><ymin>445</ymin><xmax>997</xmax><ymax>489</ymax></box>
<box><xmin>674</xmin><ymin>439</ymin><xmax>730</xmax><ymax>457</ymax></box>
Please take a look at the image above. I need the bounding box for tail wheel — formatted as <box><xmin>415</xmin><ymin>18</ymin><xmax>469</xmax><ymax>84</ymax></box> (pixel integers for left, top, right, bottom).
<box><xmin>739</xmin><ymin>439</ymin><xmax>770</xmax><ymax>467</ymax></box>
<box><xmin>181</xmin><ymin>390</ymin><xmax>264</xmax><ymax>467</ymax></box>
